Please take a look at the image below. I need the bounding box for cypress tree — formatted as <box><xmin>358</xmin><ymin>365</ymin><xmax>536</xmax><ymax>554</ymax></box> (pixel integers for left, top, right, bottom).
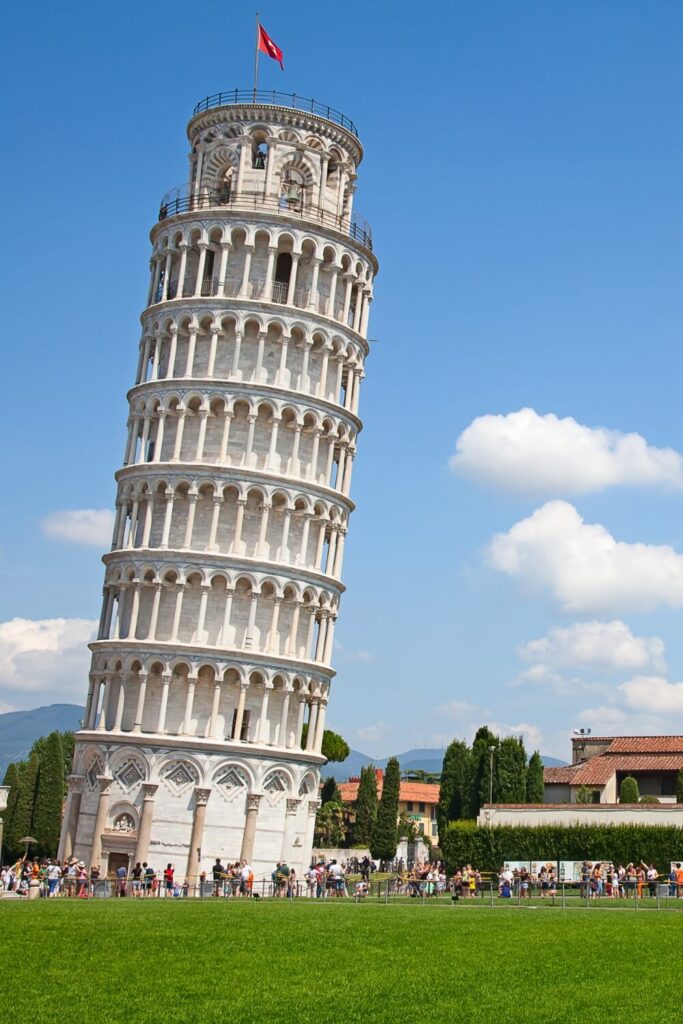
<box><xmin>677</xmin><ymin>769</ymin><xmax>683</xmax><ymax>804</ymax></box>
<box><xmin>619</xmin><ymin>776</ymin><xmax>640</xmax><ymax>803</ymax></box>
<box><xmin>2</xmin><ymin>761</ymin><xmax>22</xmax><ymax>859</ymax></box>
<box><xmin>437</xmin><ymin>739</ymin><xmax>470</xmax><ymax>842</ymax></box>
<box><xmin>7</xmin><ymin>754</ymin><xmax>39</xmax><ymax>859</ymax></box>
<box><xmin>467</xmin><ymin>727</ymin><xmax>500</xmax><ymax>818</ymax></box>
<box><xmin>60</xmin><ymin>731</ymin><xmax>75</xmax><ymax>779</ymax></box>
<box><xmin>32</xmin><ymin>731</ymin><xmax>65</xmax><ymax>858</ymax></box>
<box><xmin>370</xmin><ymin>757</ymin><xmax>400</xmax><ymax>862</ymax></box>
<box><xmin>353</xmin><ymin>765</ymin><xmax>378</xmax><ymax>845</ymax></box>
<box><xmin>497</xmin><ymin>736</ymin><xmax>527</xmax><ymax>803</ymax></box>
<box><xmin>526</xmin><ymin>751</ymin><xmax>545</xmax><ymax>803</ymax></box>
<box><xmin>320</xmin><ymin>776</ymin><xmax>342</xmax><ymax>805</ymax></box>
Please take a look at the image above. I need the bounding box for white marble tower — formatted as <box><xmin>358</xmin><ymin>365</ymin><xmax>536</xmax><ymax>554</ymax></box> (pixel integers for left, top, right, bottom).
<box><xmin>59</xmin><ymin>91</ymin><xmax>378</xmax><ymax>882</ymax></box>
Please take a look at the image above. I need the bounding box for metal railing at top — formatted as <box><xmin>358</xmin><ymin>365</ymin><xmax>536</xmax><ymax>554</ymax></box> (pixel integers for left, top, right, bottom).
<box><xmin>192</xmin><ymin>91</ymin><xmax>359</xmax><ymax>138</ymax></box>
<box><xmin>157</xmin><ymin>187</ymin><xmax>373</xmax><ymax>251</ymax></box>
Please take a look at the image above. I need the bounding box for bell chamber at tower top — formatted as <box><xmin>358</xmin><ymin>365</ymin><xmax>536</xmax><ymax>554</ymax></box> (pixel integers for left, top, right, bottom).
<box><xmin>149</xmin><ymin>92</ymin><xmax>377</xmax><ymax>328</ymax></box>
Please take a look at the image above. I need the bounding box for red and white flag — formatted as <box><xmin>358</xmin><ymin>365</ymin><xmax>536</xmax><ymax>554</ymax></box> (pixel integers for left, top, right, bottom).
<box><xmin>258</xmin><ymin>23</ymin><xmax>284</xmax><ymax>69</ymax></box>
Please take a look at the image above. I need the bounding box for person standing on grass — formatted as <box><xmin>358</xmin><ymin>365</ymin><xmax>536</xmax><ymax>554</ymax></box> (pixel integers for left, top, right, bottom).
<box><xmin>239</xmin><ymin>860</ymin><xmax>251</xmax><ymax>897</ymax></box>
<box><xmin>213</xmin><ymin>858</ymin><xmax>225</xmax><ymax>897</ymax></box>
<box><xmin>131</xmin><ymin>862</ymin><xmax>143</xmax><ymax>897</ymax></box>
<box><xmin>675</xmin><ymin>862</ymin><xmax>683</xmax><ymax>898</ymax></box>
<box><xmin>163</xmin><ymin>863</ymin><xmax>174</xmax><ymax>897</ymax></box>
<box><xmin>47</xmin><ymin>861</ymin><xmax>61</xmax><ymax>898</ymax></box>
<box><xmin>548</xmin><ymin>868</ymin><xmax>557</xmax><ymax>898</ymax></box>
<box><xmin>116</xmin><ymin>863</ymin><xmax>128</xmax><ymax>897</ymax></box>
<box><xmin>645</xmin><ymin>863</ymin><xmax>657</xmax><ymax>898</ymax></box>
<box><xmin>143</xmin><ymin>862</ymin><xmax>154</xmax><ymax>896</ymax></box>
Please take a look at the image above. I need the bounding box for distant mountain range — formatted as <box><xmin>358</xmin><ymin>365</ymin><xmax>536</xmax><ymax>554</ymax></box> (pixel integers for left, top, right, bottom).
<box><xmin>0</xmin><ymin>704</ymin><xmax>85</xmax><ymax>777</ymax></box>
<box><xmin>324</xmin><ymin>747</ymin><xmax>566</xmax><ymax>780</ymax></box>
<box><xmin>0</xmin><ymin>705</ymin><xmax>566</xmax><ymax>780</ymax></box>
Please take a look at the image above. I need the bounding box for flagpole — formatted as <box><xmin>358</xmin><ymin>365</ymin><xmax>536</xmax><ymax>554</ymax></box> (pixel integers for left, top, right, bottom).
<box><xmin>253</xmin><ymin>11</ymin><xmax>260</xmax><ymax>100</ymax></box>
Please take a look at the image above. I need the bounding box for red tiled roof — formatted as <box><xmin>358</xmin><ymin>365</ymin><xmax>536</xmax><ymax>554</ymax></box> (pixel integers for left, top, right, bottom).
<box><xmin>605</xmin><ymin>736</ymin><xmax>683</xmax><ymax>754</ymax></box>
<box><xmin>337</xmin><ymin>779</ymin><xmax>439</xmax><ymax>805</ymax></box>
<box><xmin>544</xmin><ymin>754</ymin><xmax>683</xmax><ymax>787</ymax></box>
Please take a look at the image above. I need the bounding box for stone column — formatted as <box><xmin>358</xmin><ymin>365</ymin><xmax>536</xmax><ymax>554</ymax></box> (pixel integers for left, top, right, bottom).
<box><xmin>133</xmin><ymin>783</ymin><xmax>158</xmax><ymax>864</ymax></box>
<box><xmin>278</xmin><ymin>689</ymin><xmax>291</xmax><ymax>747</ymax></box>
<box><xmin>186</xmin><ymin>788</ymin><xmax>212</xmax><ymax>882</ymax></box>
<box><xmin>281</xmin><ymin>798</ymin><xmax>301</xmax><ymax>860</ymax></box>
<box><xmin>306</xmin><ymin>702</ymin><xmax>319</xmax><ymax>751</ymax></box>
<box><xmin>314</xmin><ymin>700</ymin><xmax>327</xmax><ymax>752</ymax></box>
<box><xmin>295</xmin><ymin>695</ymin><xmax>307</xmax><ymax>748</ymax></box>
<box><xmin>157</xmin><ymin>672</ymin><xmax>172</xmax><ymax>733</ymax></box>
<box><xmin>133</xmin><ymin>671</ymin><xmax>148</xmax><ymax>733</ymax></box>
<box><xmin>58</xmin><ymin>775</ymin><xmax>84</xmax><ymax>863</ymax></box>
<box><xmin>233</xmin><ymin>682</ymin><xmax>248</xmax><ymax>740</ymax></box>
<box><xmin>239</xmin><ymin>793</ymin><xmax>261</xmax><ymax>862</ymax></box>
<box><xmin>89</xmin><ymin>775</ymin><xmax>113</xmax><ymax>870</ymax></box>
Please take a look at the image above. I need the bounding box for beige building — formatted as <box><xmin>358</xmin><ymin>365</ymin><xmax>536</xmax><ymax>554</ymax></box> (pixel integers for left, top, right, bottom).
<box><xmin>58</xmin><ymin>90</ymin><xmax>378</xmax><ymax>881</ymax></box>
<box><xmin>544</xmin><ymin>735</ymin><xmax>683</xmax><ymax>804</ymax></box>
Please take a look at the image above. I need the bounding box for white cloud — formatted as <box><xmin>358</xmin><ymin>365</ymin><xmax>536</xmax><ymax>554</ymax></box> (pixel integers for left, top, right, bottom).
<box><xmin>356</xmin><ymin>721</ymin><xmax>390</xmax><ymax>743</ymax></box>
<box><xmin>42</xmin><ymin>508</ymin><xmax>114</xmax><ymax>547</ymax></box>
<box><xmin>434</xmin><ymin>700</ymin><xmax>475</xmax><ymax>719</ymax></box>
<box><xmin>487</xmin><ymin>500</ymin><xmax>683</xmax><ymax>612</ymax></box>
<box><xmin>485</xmin><ymin>720</ymin><xmax>544</xmax><ymax>751</ymax></box>
<box><xmin>450</xmin><ymin>408</ymin><xmax>683</xmax><ymax>496</ymax></box>
<box><xmin>519</xmin><ymin>621</ymin><xmax>666</xmax><ymax>674</ymax></box>
<box><xmin>0</xmin><ymin>617</ymin><xmax>97</xmax><ymax>710</ymax></box>
<box><xmin>620</xmin><ymin>675</ymin><xmax>683</xmax><ymax>715</ymax></box>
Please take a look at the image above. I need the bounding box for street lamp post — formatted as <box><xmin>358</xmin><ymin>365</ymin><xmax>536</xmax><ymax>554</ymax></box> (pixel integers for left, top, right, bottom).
<box><xmin>489</xmin><ymin>746</ymin><xmax>495</xmax><ymax>806</ymax></box>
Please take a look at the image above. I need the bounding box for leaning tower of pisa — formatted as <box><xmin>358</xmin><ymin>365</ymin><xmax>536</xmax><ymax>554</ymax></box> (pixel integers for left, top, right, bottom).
<box><xmin>59</xmin><ymin>90</ymin><xmax>377</xmax><ymax>882</ymax></box>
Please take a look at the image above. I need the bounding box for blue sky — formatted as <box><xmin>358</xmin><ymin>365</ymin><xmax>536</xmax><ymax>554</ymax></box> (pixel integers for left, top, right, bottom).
<box><xmin>3</xmin><ymin>1</ymin><xmax>683</xmax><ymax>759</ymax></box>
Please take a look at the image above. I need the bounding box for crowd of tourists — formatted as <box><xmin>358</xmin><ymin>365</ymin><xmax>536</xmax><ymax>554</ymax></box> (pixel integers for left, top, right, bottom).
<box><xmin>4</xmin><ymin>855</ymin><xmax>683</xmax><ymax>900</ymax></box>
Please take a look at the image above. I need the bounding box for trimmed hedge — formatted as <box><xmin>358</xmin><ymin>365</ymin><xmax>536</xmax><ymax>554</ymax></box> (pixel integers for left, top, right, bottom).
<box><xmin>442</xmin><ymin>821</ymin><xmax>683</xmax><ymax>873</ymax></box>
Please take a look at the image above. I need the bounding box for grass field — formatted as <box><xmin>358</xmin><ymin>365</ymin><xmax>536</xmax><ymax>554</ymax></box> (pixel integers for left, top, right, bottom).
<box><xmin>2</xmin><ymin>899</ymin><xmax>681</xmax><ymax>1024</ymax></box>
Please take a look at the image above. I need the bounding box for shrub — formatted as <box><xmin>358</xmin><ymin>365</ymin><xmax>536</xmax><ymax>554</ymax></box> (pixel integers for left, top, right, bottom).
<box><xmin>620</xmin><ymin>776</ymin><xmax>640</xmax><ymax>803</ymax></box>
<box><xmin>442</xmin><ymin>821</ymin><xmax>683</xmax><ymax>873</ymax></box>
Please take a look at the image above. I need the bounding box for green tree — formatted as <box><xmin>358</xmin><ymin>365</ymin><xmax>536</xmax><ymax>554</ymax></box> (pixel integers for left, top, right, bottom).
<box><xmin>437</xmin><ymin>739</ymin><xmax>470</xmax><ymax>843</ymax></box>
<box><xmin>526</xmin><ymin>751</ymin><xmax>545</xmax><ymax>803</ymax></box>
<box><xmin>6</xmin><ymin>754</ymin><xmax>39</xmax><ymax>858</ymax></box>
<box><xmin>639</xmin><ymin>795</ymin><xmax>660</xmax><ymax>804</ymax></box>
<box><xmin>371</xmin><ymin>757</ymin><xmax>400</xmax><ymax>862</ymax></box>
<box><xmin>397</xmin><ymin>810</ymin><xmax>417</xmax><ymax>842</ymax></box>
<box><xmin>620</xmin><ymin>776</ymin><xmax>640</xmax><ymax>803</ymax></box>
<box><xmin>300</xmin><ymin>726</ymin><xmax>350</xmax><ymax>764</ymax></box>
<box><xmin>314</xmin><ymin>802</ymin><xmax>348</xmax><ymax>847</ymax></box>
<box><xmin>353</xmin><ymin>766</ymin><xmax>378</xmax><ymax>845</ymax></box>
<box><xmin>497</xmin><ymin>736</ymin><xmax>527</xmax><ymax>803</ymax></box>
<box><xmin>575</xmin><ymin>786</ymin><xmax>594</xmax><ymax>804</ymax></box>
<box><xmin>2</xmin><ymin>761</ymin><xmax>22</xmax><ymax>859</ymax></box>
<box><xmin>320</xmin><ymin>776</ymin><xmax>342</xmax><ymax>805</ymax></box>
<box><xmin>321</xmin><ymin>730</ymin><xmax>350</xmax><ymax>763</ymax></box>
<box><xmin>677</xmin><ymin>770</ymin><xmax>683</xmax><ymax>804</ymax></box>
<box><xmin>466</xmin><ymin>727</ymin><xmax>500</xmax><ymax>818</ymax></box>
<box><xmin>60</xmin><ymin>731</ymin><xmax>75</xmax><ymax>780</ymax></box>
<box><xmin>31</xmin><ymin>731</ymin><xmax>65</xmax><ymax>857</ymax></box>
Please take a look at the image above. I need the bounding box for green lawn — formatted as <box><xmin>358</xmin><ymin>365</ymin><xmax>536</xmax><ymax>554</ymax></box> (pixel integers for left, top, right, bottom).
<box><xmin>2</xmin><ymin>899</ymin><xmax>681</xmax><ymax>1023</ymax></box>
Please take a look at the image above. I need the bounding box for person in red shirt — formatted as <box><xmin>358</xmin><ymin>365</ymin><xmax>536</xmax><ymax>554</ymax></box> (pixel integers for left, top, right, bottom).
<box><xmin>163</xmin><ymin>864</ymin><xmax>174</xmax><ymax>897</ymax></box>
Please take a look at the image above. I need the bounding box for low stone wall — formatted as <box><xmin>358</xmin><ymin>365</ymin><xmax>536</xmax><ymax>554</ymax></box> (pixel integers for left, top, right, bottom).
<box><xmin>478</xmin><ymin>803</ymin><xmax>683</xmax><ymax>827</ymax></box>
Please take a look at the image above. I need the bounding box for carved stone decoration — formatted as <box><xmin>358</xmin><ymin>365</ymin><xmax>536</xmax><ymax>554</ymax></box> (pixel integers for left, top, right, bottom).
<box><xmin>86</xmin><ymin>759</ymin><xmax>104</xmax><ymax>791</ymax></box>
<box><xmin>194</xmin><ymin>787</ymin><xmax>212</xmax><ymax>806</ymax></box>
<box><xmin>286</xmin><ymin>798</ymin><xmax>301</xmax><ymax>814</ymax></box>
<box><xmin>115</xmin><ymin>759</ymin><xmax>145</xmax><ymax>790</ymax></box>
<box><xmin>263</xmin><ymin>770</ymin><xmax>289</xmax><ymax>805</ymax></box>
<box><xmin>308</xmin><ymin>799</ymin><xmax>321</xmax><ymax>816</ymax></box>
<box><xmin>246</xmin><ymin>793</ymin><xmax>262</xmax><ymax>813</ymax></box>
<box><xmin>215</xmin><ymin>766</ymin><xmax>249</xmax><ymax>802</ymax></box>
<box><xmin>164</xmin><ymin>761</ymin><xmax>199</xmax><ymax>792</ymax></box>
<box><xmin>298</xmin><ymin>772</ymin><xmax>316</xmax><ymax>796</ymax></box>
<box><xmin>112</xmin><ymin>812</ymin><xmax>136</xmax><ymax>833</ymax></box>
